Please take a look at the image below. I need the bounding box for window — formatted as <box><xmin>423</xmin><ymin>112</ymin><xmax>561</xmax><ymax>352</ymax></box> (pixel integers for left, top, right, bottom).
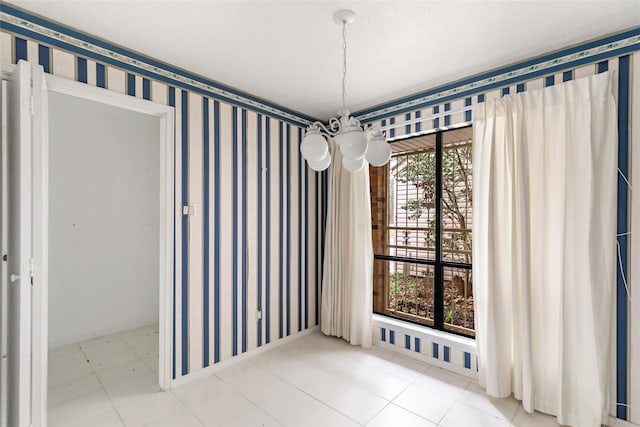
<box><xmin>371</xmin><ymin>126</ymin><xmax>474</xmax><ymax>337</ymax></box>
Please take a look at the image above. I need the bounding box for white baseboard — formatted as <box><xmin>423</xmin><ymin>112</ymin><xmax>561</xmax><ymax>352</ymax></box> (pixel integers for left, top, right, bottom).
<box><xmin>608</xmin><ymin>417</ymin><xmax>640</xmax><ymax>427</ymax></box>
<box><xmin>170</xmin><ymin>326</ymin><xmax>320</xmax><ymax>389</ymax></box>
<box><xmin>374</xmin><ymin>340</ymin><xmax>478</xmax><ymax>379</ymax></box>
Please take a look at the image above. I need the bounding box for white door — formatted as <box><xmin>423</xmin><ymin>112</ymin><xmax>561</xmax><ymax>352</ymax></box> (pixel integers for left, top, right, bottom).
<box><xmin>0</xmin><ymin>68</ymin><xmax>11</xmax><ymax>427</ymax></box>
<box><xmin>3</xmin><ymin>60</ymin><xmax>41</xmax><ymax>427</ymax></box>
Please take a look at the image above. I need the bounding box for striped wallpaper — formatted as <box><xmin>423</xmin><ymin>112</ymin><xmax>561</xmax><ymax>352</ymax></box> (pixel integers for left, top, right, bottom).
<box><xmin>2</xmin><ymin>3</ymin><xmax>639</xmax><ymax>422</ymax></box>
<box><xmin>0</xmin><ymin>3</ymin><xmax>324</xmax><ymax>382</ymax></box>
<box><xmin>355</xmin><ymin>32</ymin><xmax>640</xmax><ymax>423</ymax></box>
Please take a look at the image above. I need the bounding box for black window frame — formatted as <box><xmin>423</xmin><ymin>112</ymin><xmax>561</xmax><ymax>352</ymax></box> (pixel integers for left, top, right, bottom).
<box><xmin>373</xmin><ymin>125</ymin><xmax>474</xmax><ymax>338</ymax></box>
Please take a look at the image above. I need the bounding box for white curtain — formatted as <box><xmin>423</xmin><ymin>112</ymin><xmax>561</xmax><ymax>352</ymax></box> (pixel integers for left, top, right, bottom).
<box><xmin>473</xmin><ymin>72</ymin><xmax>617</xmax><ymax>427</ymax></box>
<box><xmin>321</xmin><ymin>141</ymin><xmax>373</xmax><ymax>347</ymax></box>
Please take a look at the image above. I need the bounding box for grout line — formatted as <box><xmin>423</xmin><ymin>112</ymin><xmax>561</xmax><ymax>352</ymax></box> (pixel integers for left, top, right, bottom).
<box><xmin>46</xmin><ymin>341</ymin><xmax>123</xmax><ymax>425</ymax></box>
<box><xmin>363</xmin><ymin>401</ymin><xmax>393</xmax><ymax>426</ymax></box>
<box><xmin>436</xmin><ymin>400</ymin><xmax>456</xmax><ymax>426</ymax></box>
<box><xmin>167</xmin><ymin>389</ymin><xmax>209</xmax><ymax>427</ymax></box>
<box><xmin>49</xmin><ymin>326</ymin><xmax>162</xmax><ymax>426</ymax></box>
<box><xmin>252</xmin><ymin>338</ymin><xmax>432</xmax><ymax>426</ymax></box>
<box><xmin>213</xmin><ymin>348</ymin><xmax>364</xmax><ymax>425</ymax></box>
<box><xmin>200</xmin><ymin>381</ymin><xmax>284</xmax><ymax>427</ymax></box>
<box><xmin>242</xmin><ymin>358</ymin><xmax>369</xmax><ymax>426</ymax></box>
<box><xmin>213</xmin><ymin>368</ymin><xmax>288</xmax><ymax>426</ymax></box>
<box><xmin>274</xmin><ymin>337</ymin><xmax>413</xmax><ymax>402</ymax></box>
<box><xmin>452</xmin><ymin>381</ymin><xmax>517</xmax><ymax>425</ymax></box>
<box><xmin>395</xmin><ymin>402</ymin><xmax>449</xmax><ymax>427</ymax></box>
<box><xmin>80</xmin><ymin>335</ymin><xmax>129</xmax><ymax>426</ymax></box>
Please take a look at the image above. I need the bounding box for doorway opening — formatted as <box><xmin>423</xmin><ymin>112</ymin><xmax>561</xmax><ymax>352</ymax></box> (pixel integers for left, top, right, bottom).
<box><xmin>47</xmin><ymin>91</ymin><xmax>164</xmax><ymax>418</ymax></box>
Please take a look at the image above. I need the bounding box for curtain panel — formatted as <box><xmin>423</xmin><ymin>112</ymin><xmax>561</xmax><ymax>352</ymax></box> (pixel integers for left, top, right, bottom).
<box><xmin>472</xmin><ymin>72</ymin><xmax>618</xmax><ymax>427</ymax></box>
<box><xmin>321</xmin><ymin>142</ymin><xmax>373</xmax><ymax>348</ymax></box>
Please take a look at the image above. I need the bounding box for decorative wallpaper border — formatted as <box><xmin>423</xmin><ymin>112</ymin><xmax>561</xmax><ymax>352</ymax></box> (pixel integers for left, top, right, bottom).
<box><xmin>3</xmin><ymin>2</ymin><xmax>638</xmax><ymax>129</ymax></box>
<box><xmin>0</xmin><ymin>4</ymin><xmax>315</xmax><ymax>127</ymax></box>
<box><xmin>355</xmin><ymin>28</ymin><xmax>640</xmax><ymax>123</ymax></box>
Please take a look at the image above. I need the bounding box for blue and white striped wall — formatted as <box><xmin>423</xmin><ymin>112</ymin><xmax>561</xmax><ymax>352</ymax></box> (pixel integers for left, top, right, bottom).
<box><xmin>0</xmin><ymin>3</ymin><xmax>325</xmax><ymax>382</ymax></box>
<box><xmin>2</xmin><ymin>3</ymin><xmax>639</xmax><ymax>422</ymax></box>
<box><xmin>373</xmin><ymin>315</ymin><xmax>478</xmax><ymax>379</ymax></box>
<box><xmin>358</xmin><ymin>29</ymin><xmax>640</xmax><ymax>424</ymax></box>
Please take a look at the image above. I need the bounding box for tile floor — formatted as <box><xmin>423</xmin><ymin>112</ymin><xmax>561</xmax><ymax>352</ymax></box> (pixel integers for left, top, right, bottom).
<box><xmin>48</xmin><ymin>327</ymin><xmax>565</xmax><ymax>427</ymax></box>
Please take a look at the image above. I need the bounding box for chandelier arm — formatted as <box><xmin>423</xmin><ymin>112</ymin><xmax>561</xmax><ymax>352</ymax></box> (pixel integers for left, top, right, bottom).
<box><xmin>307</xmin><ymin>120</ymin><xmax>386</xmax><ymax>140</ymax></box>
<box><xmin>348</xmin><ymin>116</ymin><xmax>362</xmax><ymax>128</ymax></box>
<box><xmin>307</xmin><ymin>120</ymin><xmax>342</xmax><ymax>137</ymax></box>
<box><xmin>328</xmin><ymin>116</ymin><xmax>342</xmax><ymax>133</ymax></box>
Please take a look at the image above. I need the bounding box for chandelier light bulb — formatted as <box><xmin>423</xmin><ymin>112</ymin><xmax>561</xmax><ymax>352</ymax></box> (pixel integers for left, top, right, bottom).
<box><xmin>365</xmin><ymin>134</ymin><xmax>391</xmax><ymax>166</ymax></box>
<box><xmin>307</xmin><ymin>150</ymin><xmax>331</xmax><ymax>171</ymax></box>
<box><xmin>341</xmin><ymin>155</ymin><xmax>365</xmax><ymax>173</ymax></box>
<box><xmin>335</xmin><ymin>128</ymin><xmax>368</xmax><ymax>160</ymax></box>
<box><xmin>300</xmin><ymin>128</ymin><xmax>328</xmax><ymax>161</ymax></box>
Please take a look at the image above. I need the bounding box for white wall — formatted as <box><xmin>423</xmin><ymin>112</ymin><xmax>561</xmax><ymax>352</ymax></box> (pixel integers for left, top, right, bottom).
<box><xmin>48</xmin><ymin>92</ymin><xmax>160</xmax><ymax>348</ymax></box>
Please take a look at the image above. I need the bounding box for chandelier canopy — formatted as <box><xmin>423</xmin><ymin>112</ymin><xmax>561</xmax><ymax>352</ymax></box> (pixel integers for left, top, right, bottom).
<box><xmin>299</xmin><ymin>9</ymin><xmax>391</xmax><ymax>172</ymax></box>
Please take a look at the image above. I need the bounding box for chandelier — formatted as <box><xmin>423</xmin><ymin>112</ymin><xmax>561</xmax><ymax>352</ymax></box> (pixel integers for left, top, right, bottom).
<box><xmin>300</xmin><ymin>9</ymin><xmax>391</xmax><ymax>172</ymax></box>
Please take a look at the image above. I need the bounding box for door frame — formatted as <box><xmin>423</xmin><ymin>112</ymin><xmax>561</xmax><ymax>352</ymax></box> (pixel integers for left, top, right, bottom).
<box><xmin>44</xmin><ymin>71</ymin><xmax>176</xmax><ymax>393</ymax></box>
<box><xmin>1</xmin><ymin>61</ymin><xmax>176</xmax><ymax>423</ymax></box>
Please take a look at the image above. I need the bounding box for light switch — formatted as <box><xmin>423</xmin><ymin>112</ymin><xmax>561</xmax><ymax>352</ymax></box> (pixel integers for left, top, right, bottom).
<box><xmin>182</xmin><ymin>204</ymin><xmax>197</xmax><ymax>216</ymax></box>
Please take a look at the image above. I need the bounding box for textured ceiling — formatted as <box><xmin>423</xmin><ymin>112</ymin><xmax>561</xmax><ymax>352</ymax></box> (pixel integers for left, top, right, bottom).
<box><xmin>8</xmin><ymin>1</ymin><xmax>640</xmax><ymax>120</ymax></box>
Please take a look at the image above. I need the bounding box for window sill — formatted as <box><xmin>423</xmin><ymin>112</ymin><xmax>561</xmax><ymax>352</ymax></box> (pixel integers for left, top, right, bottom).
<box><xmin>372</xmin><ymin>313</ymin><xmax>477</xmax><ymax>354</ymax></box>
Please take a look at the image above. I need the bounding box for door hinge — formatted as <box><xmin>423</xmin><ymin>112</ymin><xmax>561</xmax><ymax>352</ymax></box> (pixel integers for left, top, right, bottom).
<box><xmin>29</xmin><ymin>95</ymin><xmax>34</xmax><ymax>115</ymax></box>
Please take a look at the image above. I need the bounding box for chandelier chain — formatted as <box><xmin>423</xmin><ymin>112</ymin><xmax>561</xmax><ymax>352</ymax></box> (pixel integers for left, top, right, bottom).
<box><xmin>341</xmin><ymin>20</ymin><xmax>347</xmax><ymax>111</ymax></box>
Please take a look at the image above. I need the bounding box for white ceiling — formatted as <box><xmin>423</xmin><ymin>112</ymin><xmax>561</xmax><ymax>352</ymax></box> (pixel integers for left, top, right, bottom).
<box><xmin>9</xmin><ymin>1</ymin><xmax>640</xmax><ymax>120</ymax></box>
